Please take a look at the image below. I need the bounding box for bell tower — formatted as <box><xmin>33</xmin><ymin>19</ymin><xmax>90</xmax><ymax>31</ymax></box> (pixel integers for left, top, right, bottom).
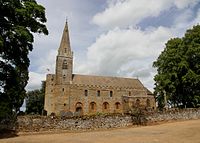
<box><xmin>55</xmin><ymin>21</ymin><xmax>73</xmax><ymax>85</ymax></box>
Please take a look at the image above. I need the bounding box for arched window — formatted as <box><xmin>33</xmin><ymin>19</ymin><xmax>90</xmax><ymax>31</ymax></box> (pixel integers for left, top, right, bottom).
<box><xmin>89</xmin><ymin>102</ymin><xmax>97</xmax><ymax>112</ymax></box>
<box><xmin>62</xmin><ymin>60</ymin><xmax>68</xmax><ymax>69</ymax></box>
<box><xmin>136</xmin><ymin>99</ymin><xmax>140</xmax><ymax>107</ymax></box>
<box><xmin>146</xmin><ymin>99</ymin><xmax>151</xmax><ymax>107</ymax></box>
<box><xmin>103</xmin><ymin>102</ymin><xmax>109</xmax><ymax>110</ymax></box>
<box><xmin>115</xmin><ymin>102</ymin><xmax>121</xmax><ymax>109</ymax></box>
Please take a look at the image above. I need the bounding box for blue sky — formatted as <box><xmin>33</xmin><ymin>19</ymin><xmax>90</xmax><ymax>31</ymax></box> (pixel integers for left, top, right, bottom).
<box><xmin>27</xmin><ymin>0</ymin><xmax>200</xmax><ymax>91</ymax></box>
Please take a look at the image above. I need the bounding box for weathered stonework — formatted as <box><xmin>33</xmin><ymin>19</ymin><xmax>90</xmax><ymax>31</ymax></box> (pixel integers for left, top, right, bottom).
<box><xmin>44</xmin><ymin>21</ymin><xmax>156</xmax><ymax>116</ymax></box>
<box><xmin>17</xmin><ymin>109</ymin><xmax>200</xmax><ymax>132</ymax></box>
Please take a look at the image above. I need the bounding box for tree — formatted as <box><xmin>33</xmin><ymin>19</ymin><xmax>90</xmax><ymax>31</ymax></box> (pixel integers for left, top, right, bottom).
<box><xmin>26</xmin><ymin>81</ymin><xmax>45</xmax><ymax>115</ymax></box>
<box><xmin>153</xmin><ymin>25</ymin><xmax>200</xmax><ymax>109</ymax></box>
<box><xmin>0</xmin><ymin>0</ymin><xmax>48</xmax><ymax>122</ymax></box>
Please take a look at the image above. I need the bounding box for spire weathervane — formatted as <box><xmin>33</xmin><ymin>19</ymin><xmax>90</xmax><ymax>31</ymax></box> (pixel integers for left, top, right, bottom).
<box><xmin>66</xmin><ymin>16</ymin><xmax>68</xmax><ymax>23</ymax></box>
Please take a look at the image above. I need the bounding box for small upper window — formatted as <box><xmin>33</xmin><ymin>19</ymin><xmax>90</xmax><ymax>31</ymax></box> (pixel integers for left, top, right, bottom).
<box><xmin>85</xmin><ymin>90</ymin><xmax>88</xmax><ymax>96</ymax></box>
<box><xmin>62</xmin><ymin>60</ymin><xmax>68</xmax><ymax>69</ymax></box>
<box><xmin>129</xmin><ymin>91</ymin><xmax>131</xmax><ymax>96</ymax></box>
<box><xmin>97</xmin><ymin>90</ymin><xmax>100</xmax><ymax>97</ymax></box>
<box><xmin>109</xmin><ymin>91</ymin><xmax>113</xmax><ymax>97</ymax></box>
<box><xmin>64</xmin><ymin>48</ymin><xmax>67</xmax><ymax>53</ymax></box>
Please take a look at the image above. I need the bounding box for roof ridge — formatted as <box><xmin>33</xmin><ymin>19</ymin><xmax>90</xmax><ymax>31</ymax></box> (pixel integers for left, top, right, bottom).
<box><xmin>73</xmin><ymin>73</ymin><xmax>138</xmax><ymax>80</ymax></box>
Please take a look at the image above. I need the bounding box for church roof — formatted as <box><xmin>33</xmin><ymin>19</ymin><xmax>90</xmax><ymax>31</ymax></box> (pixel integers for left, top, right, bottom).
<box><xmin>72</xmin><ymin>74</ymin><xmax>145</xmax><ymax>89</ymax></box>
<box><xmin>145</xmin><ymin>88</ymin><xmax>154</xmax><ymax>95</ymax></box>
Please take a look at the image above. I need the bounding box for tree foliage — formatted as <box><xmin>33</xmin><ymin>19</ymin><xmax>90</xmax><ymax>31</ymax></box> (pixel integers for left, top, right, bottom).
<box><xmin>153</xmin><ymin>25</ymin><xmax>200</xmax><ymax>109</ymax></box>
<box><xmin>26</xmin><ymin>81</ymin><xmax>45</xmax><ymax>115</ymax></box>
<box><xmin>0</xmin><ymin>0</ymin><xmax>48</xmax><ymax>120</ymax></box>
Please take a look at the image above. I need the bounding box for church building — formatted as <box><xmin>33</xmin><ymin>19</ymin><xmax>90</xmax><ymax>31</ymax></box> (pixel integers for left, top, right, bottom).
<box><xmin>44</xmin><ymin>21</ymin><xmax>156</xmax><ymax>116</ymax></box>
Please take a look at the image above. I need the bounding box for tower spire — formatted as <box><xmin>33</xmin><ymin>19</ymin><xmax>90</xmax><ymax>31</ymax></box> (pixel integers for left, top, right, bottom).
<box><xmin>58</xmin><ymin>21</ymin><xmax>72</xmax><ymax>57</ymax></box>
<box><xmin>55</xmin><ymin>21</ymin><xmax>73</xmax><ymax>85</ymax></box>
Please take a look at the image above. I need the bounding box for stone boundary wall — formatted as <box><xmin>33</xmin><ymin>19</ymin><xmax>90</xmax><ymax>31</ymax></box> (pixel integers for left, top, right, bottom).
<box><xmin>146</xmin><ymin>108</ymin><xmax>200</xmax><ymax>123</ymax></box>
<box><xmin>17</xmin><ymin>108</ymin><xmax>200</xmax><ymax>132</ymax></box>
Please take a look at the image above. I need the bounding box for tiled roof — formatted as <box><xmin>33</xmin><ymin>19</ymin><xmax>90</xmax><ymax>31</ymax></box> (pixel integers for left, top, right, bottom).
<box><xmin>72</xmin><ymin>74</ymin><xmax>145</xmax><ymax>89</ymax></box>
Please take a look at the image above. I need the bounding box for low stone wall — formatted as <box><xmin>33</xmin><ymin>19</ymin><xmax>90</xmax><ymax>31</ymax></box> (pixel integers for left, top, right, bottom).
<box><xmin>17</xmin><ymin>108</ymin><xmax>200</xmax><ymax>132</ymax></box>
<box><xmin>17</xmin><ymin>114</ymin><xmax>133</xmax><ymax>132</ymax></box>
<box><xmin>147</xmin><ymin>108</ymin><xmax>200</xmax><ymax>123</ymax></box>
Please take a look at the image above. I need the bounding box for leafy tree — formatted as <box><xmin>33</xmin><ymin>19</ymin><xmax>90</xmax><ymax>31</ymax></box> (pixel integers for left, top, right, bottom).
<box><xmin>153</xmin><ymin>25</ymin><xmax>200</xmax><ymax>109</ymax></box>
<box><xmin>0</xmin><ymin>0</ymin><xmax>48</xmax><ymax>122</ymax></box>
<box><xmin>26</xmin><ymin>81</ymin><xmax>45</xmax><ymax>115</ymax></box>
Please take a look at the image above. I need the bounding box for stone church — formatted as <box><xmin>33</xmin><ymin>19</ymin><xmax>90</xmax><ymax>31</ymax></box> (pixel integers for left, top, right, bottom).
<box><xmin>44</xmin><ymin>22</ymin><xmax>156</xmax><ymax>116</ymax></box>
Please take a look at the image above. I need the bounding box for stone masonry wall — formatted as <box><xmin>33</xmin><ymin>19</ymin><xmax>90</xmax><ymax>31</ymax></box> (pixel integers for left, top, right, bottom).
<box><xmin>17</xmin><ymin>108</ymin><xmax>200</xmax><ymax>132</ymax></box>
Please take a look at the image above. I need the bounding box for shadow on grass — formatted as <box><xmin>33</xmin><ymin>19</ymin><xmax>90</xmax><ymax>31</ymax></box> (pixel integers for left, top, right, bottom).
<box><xmin>0</xmin><ymin>129</ymin><xmax>18</xmax><ymax>139</ymax></box>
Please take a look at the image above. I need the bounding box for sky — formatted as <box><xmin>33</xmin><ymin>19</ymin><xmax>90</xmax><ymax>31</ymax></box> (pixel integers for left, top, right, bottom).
<box><xmin>27</xmin><ymin>0</ymin><xmax>200</xmax><ymax>92</ymax></box>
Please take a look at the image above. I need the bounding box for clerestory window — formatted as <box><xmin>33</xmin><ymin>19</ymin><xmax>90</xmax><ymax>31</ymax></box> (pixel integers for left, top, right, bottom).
<box><xmin>85</xmin><ymin>90</ymin><xmax>88</xmax><ymax>96</ymax></box>
<box><xmin>97</xmin><ymin>90</ymin><xmax>100</xmax><ymax>97</ymax></box>
<box><xmin>109</xmin><ymin>91</ymin><xmax>113</xmax><ymax>97</ymax></box>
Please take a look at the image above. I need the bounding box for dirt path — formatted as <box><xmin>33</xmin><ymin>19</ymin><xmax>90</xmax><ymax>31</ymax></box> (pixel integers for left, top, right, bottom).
<box><xmin>1</xmin><ymin>119</ymin><xmax>200</xmax><ymax>143</ymax></box>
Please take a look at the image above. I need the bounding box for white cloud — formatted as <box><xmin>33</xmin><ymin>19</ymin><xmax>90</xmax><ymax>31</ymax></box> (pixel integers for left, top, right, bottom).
<box><xmin>75</xmin><ymin>0</ymin><xmax>200</xmax><ymax>91</ymax></box>
<box><xmin>73</xmin><ymin>0</ymin><xmax>199</xmax><ymax>92</ymax></box>
<box><xmin>36</xmin><ymin>49</ymin><xmax>57</xmax><ymax>73</ymax></box>
<box><xmin>92</xmin><ymin>0</ymin><xmax>198</xmax><ymax>28</ymax></box>
<box><xmin>76</xmin><ymin>26</ymin><xmax>172</xmax><ymax>80</ymax></box>
<box><xmin>174</xmin><ymin>0</ymin><xmax>198</xmax><ymax>9</ymax></box>
<box><xmin>173</xmin><ymin>8</ymin><xmax>200</xmax><ymax>37</ymax></box>
<box><xmin>26</xmin><ymin>72</ymin><xmax>46</xmax><ymax>91</ymax></box>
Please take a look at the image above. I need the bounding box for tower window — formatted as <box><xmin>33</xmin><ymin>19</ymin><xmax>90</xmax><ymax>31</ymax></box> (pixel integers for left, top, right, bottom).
<box><xmin>97</xmin><ymin>90</ymin><xmax>100</xmax><ymax>97</ymax></box>
<box><xmin>62</xmin><ymin>60</ymin><xmax>68</xmax><ymax>69</ymax></box>
<box><xmin>109</xmin><ymin>91</ymin><xmax>113</xmax><ymax>97</ymax></box>
<box><xmin>85</xmin><ymin>90</ymin><xmax>88</xmax><ymax>96</ymax></box>
<box><xmin>63</xmin><ymin>74</ymin><xmax>66</xmax><ymax>79</ymax></box>
<box><xmin>64</xmin><ymin>48</ymin><xmax>67</xmax><ymax>53</ymax></box>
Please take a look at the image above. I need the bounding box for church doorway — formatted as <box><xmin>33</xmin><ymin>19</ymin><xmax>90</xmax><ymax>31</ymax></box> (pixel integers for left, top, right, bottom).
<box><xmin>75</xmin><ymin>102</ymin><xmax>83</xmax><ymax>116</ymax></box>
<box><xmin>76</xmin><ymin>107</ymin><xmax>83</xmax><ymax>113</ymax></box>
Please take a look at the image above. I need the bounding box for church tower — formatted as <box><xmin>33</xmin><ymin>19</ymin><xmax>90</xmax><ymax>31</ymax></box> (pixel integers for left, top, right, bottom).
<box><xmin>55</xmin><ymin>21</ymin><xmax>73</xmax><ymax>85</ymax></box>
